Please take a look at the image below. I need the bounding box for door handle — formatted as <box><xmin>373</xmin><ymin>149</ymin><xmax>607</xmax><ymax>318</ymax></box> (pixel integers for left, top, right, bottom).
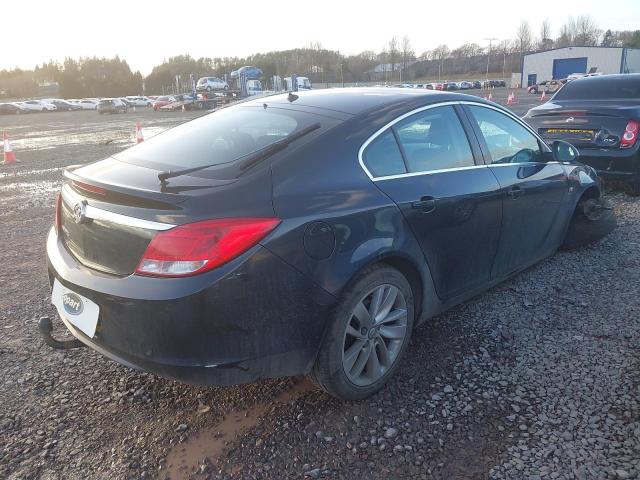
<box><xmin>411</xmin><ymin>196</ymin><xmax>436</xmax><ymax>212</ymax></box>
<box><xmin>507</xmin><ymin>185</ymin><xmax>523</xmax><ymax>200</ymax></box>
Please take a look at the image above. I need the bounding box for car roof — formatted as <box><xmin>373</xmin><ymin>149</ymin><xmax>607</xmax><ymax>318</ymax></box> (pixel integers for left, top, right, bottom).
<box><xmin>246</xmin><ymin>87</ymin><xmax>488</xmax><ymax>116</ymax></box>
<box><xmin>571</xmin><ymin>73</ymin><xmax>640</xmax><ymax>84</ymax></box>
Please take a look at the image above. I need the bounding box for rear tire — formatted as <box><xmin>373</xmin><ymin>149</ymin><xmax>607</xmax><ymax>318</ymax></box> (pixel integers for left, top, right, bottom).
<box><xmin>310</xmin><ymin>265</ymin><xmax>414</xmax><ymax>401</ymax></box>
<box><xmin>561</xmin><ymin>197</ymin><xmax>616</xmax><ymax>249</ymax></box>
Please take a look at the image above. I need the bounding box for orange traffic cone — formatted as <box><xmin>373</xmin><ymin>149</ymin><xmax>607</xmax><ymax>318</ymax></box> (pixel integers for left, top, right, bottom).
<box><xmin>488</xmin><ymin>92</ymin><xmax>493</xmax><ymax>102</ymax></box>
<box><xmin>3</xmin><ymin>131</ymin><xmax>17</xmax><ymax>164</ymax></box>
<box><xmin>135</xmin><ymin>122</ymin><xmax>144</xmax><ymax>143</ymax></box>
<box><xmin>506</xmin><ymin>92</ymin><xmax>513</xmax><ymax>105</ymax></box>
<box><xmin>540</xmin><ymin>90</ymin><xmax>546</xmax><ymax>102</ymax></box>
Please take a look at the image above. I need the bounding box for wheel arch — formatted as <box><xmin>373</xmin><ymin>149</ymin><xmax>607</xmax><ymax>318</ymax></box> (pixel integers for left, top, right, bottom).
<box><xmin>337</xmin><ymin>250</ymin><xmax>440</xmax><ymax>327</ymax></box>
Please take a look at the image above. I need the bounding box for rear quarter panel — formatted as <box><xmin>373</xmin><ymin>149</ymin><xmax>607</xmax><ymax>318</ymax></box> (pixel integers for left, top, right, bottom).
<box><xmin>266</xmin><ymin>108</ymin><xmax>438</xmax><ymax>318</ymax></box>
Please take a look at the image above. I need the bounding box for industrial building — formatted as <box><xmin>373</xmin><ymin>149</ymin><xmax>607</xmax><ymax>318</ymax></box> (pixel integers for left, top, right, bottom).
<box><xmin>521</xmin><ymin>46</ymin><xmax>640</xmax><ymax>87</ymax></box>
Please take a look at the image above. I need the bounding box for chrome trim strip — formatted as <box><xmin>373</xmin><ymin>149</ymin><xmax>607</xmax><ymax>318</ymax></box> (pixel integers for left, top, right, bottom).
<box><xmin>489</xmin><ymin>161</ymin><xmax>561</xmax><ymax>168</ymax></box>
<box><xmin>373</xmin><ymin>164</ymin><xmax>487</xmax><ymax>182</ymax></box>
<box><xmin>358</xmin><ymin>100</ymin><xmax>551</xmax><ymax>182</ymax></box>
<box><xmin>61</xmin><ymin>186</ymin><xmax>174</xmax><ymax>231</ymax></box>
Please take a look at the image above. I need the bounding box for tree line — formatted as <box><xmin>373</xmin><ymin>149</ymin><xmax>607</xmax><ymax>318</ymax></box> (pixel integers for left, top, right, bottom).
<box><xmin>1</xmin><ymin>15</ymin><xmax>638</xmax><ymax>99</ymax></box>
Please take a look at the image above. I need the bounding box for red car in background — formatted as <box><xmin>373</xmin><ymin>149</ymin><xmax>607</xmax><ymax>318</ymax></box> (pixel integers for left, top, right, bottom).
<box><xmin>151</xmin><ymin>96</ymin><xmax>176</xmax><ymax>111</ymax></box>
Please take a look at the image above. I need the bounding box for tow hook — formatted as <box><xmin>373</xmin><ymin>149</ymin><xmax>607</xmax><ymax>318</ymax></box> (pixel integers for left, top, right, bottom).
<box><xmin>38</xmin><ymin>316</ymin><xmax>85</xmax><ymax>350</ymax></box>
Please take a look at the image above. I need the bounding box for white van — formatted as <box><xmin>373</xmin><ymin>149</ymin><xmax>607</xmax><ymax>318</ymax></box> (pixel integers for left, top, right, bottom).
<box><xmin>284</xmin><ymin>76</ymin><xmax>312</xmax><ymax>91</ymax></box>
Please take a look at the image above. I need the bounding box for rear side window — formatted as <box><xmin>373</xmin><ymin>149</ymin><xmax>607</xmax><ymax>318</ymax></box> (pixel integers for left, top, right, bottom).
<box><xmin>362</xmin><ymin>130</ymin><xmax>406</xmax><ymax>178</ymax></box>
<box><xmin>554</xmin><ymin>76</ymin><xmax>640</xmax><ymax>100</ymax></box>
<box><xmin>393</xmin><ymin>106</ymin><xmax>474</xmax><ymax>173</ymax></box>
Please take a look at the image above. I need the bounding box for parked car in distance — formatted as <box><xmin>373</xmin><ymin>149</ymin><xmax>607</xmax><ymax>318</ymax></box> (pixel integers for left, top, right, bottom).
<box><xmin>119</xmin><ymin>98</ymin><xmax>134</xmax><ymax>108</ymax></box>
<box><xmin>528</xmin><ymin>80</ymin><xmax>563</xmax><ymax>94</ymax></box>
<box><xmin>524</xmin><ymin>73</ymin><xmax>640</xmax><ymax>195</ymax></box>
<box><xmin>472</xmin><ymin>81</ymin><xmax>482</xmax><ymax>89</ymax></box>
<box><xmin>444</xmin><ymin>82</ymin><xmax>459</xmax><ymax>90</ymax></box>
<box><xmin>97</xmin><ymin>98</ymin><xmax>128</xmax><ymax>114</ymax></box>
<box><xmin>159</xmin><ymin>94</ymin><xmax>195</xmax><ymax>111</ymax></box>
<box><xmin>44</xmin><ymin>88</ymin><xmax>615</xmax><ymax>401</ymax></box>
<box><xmin>428</xmin><ymin>82</ymin><xmax>445</xmax><ymax>90</ymax></box>
<box><xmin>43</xmin><ymin>99</ymin><xmax>80</xmax><ymax>111</ymax></box>
<box><xmin>72</xmin><ymin>99</ymin><xmax>99</xmax><ymax>110</ymax></box>
<box><xmin>152</xmin><ymin>96</ymin><xmax>176</xmax><ymax>110</ymax></box>
<box><xmin>0</xmin><ymin>103</ymin><xmax>30</xmax><ymax>114</ymax></box>
<box><xmin>19</xmin><ymin>100</ymin><xmax>56</xmax><ymax>112</ymax></box>
<box><xmin>125</xmin><ymin>96</ymin><xmax>152</xmax><ymax>107</ymax></box>
<box><xmin>458</xmin><ymin>81</ymin><xmax>473</xmax><ymax>90</ymax></box>
<box><xmin>196</xmin><ymin>77</ymin><xmax>229</xmax><ymax>92</ymax></box>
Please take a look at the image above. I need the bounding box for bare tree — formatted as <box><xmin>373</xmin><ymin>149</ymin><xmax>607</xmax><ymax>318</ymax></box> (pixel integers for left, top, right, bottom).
<box><xmin>557</xmin><ymin>17</ymin><xmax>577</xmax><ymax>47</ymax></box>
<box><xmin>575</xmin><ymin>15</ymin><xmax>601</xmax><ymax>46</ymax></box>
<box><xmin>388</xmin><ymin>36</ymin><xmax>399</xmax><ymax>81</ymax></box>
<box><xmin>401</xmin><ymin>35</ymin><xmax>415</xmax><ymax>79</ymax></box>
<box><xmin>516</xmin><ymin>21</ymin><xmax>533</xmax><ymax>53</ymax></box>
<box><xmin>379</xmin><ymin>46</ymin><xmax>389</xmax><ymax>82</ymax></box>
<box><xmin>418</xmin><ymin>50</ymin><xmax>432</xmax><ymax>61</ymax></box>
<box><xmin>539</xmin><ymin>19</ymin><xmax>553</xmax><ymax>50</ymax></box>
<box><xmin>431</xmin><ymin>44</ymin><xmax>450</xmax><ymax>81</ymax></box>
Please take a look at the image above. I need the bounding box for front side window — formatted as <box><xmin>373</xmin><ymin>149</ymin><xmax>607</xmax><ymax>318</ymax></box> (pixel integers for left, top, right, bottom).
<box><xmin>467</xmin><ymin>106</ymin><xmax>544</xmax><ymax>164</ymax></box>
<box><xmin>393</xmin><ymin>106</ymin><xmax>475</xmax><ymax>173</ymax></box>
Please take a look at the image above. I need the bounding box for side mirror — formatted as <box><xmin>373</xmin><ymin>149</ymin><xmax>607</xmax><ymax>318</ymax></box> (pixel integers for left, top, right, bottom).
<box><xmin>552</xmin><ymin>140</ymin><xmax>580</xmax><ymax>163</ymax></box>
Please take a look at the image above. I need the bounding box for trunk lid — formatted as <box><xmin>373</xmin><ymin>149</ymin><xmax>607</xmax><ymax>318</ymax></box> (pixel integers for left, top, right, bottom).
<box><xmin>60</xmin><ymin>157</ymin><xmax>273</xmax><ymax>276</ymax></box>
<box><xmin>528</xmin><ymin>100</ymin><xmax>639</xmax><ymax>149</ymax></box>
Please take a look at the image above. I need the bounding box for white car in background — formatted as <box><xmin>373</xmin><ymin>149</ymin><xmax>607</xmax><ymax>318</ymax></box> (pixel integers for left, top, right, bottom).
<box><xmin>19</xmin><ymin>100</ymin><xmax>57</xmax><ymax>112</ymax></box>
<box><xmin>125</xmin><ymin>96</ymin><xmax>152</xmax><ymax>107</ymax></box>
<box><xmin>196</xmin><ymin>77</ymin><xmax>229</xmax><ymax>91</ymax></box>
<box><xmin>74</xmin><ymin>99</ymin><xmax>99</xmax><ymax>110</ymax></box>
<box><xmin>458</xmin><ymin>81</ymin><xmax>473</xmax><ymax>90</ymax></box>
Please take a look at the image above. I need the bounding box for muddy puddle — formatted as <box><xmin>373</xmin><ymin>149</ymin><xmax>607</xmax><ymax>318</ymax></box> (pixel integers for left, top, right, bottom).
<box><xmin>165</xmin><ymin>379</ymin><xmax>316</xmax><ymax>479</ymax></box>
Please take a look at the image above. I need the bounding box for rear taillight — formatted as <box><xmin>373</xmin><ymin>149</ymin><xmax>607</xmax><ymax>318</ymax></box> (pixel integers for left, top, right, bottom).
<box><xmin>72</xmin><ymin>180</ymin><xmax>106</xmax><ymax>196</ymax></box>
<box><xmin>135</xmin><ymin>218</ymin><xmax>280</xmax><ymax>278</ymax></box>
<box><xmin>620</xmin><ymin>120</ymin><xmax>639</xmax><ymax>149</ymax></box>
<box><xmin>54</xmin><ymin>193</ymin><xmax>62</xmax><ymax>234</ymax></box>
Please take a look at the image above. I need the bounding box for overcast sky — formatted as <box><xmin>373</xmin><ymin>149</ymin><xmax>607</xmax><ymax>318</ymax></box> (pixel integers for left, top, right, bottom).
<box><xmin>4</xmin><ymin>0</ymin><xmax>639</xmax><ymax>74</ymax></box>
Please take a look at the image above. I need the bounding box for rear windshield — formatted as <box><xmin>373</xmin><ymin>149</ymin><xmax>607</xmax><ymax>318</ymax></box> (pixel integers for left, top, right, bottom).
<box><xmin>114</xmin><ymin>105</ymin><xmax>340</xmax><ymax>175</ymax></box>
<box><xmin>554</xmin><ymin>76</ymin><xmax>640</xmax><ymax>100</ymax></box>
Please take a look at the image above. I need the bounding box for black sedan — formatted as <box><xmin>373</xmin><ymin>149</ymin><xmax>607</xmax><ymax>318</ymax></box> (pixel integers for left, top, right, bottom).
<box><xmin>524</xmin><ymin>74</ymin><xmax>640</xmax><ymax>195</ymax></box>
<box><xmin>43</xmin><ymin>89</ymin><xmax>614</xmax><ymax>400</ymax></box>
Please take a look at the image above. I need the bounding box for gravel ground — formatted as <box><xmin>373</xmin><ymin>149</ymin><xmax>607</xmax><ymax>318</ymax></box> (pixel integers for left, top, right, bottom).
<box><xmin>0</xmin><ymin>104</ymin><xmax>638</xmax><ymax>480</ymax></box>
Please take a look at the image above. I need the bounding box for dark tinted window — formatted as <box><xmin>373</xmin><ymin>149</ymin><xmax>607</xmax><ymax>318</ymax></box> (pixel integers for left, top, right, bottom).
<box><xmin>468</xmin><ymin>106</ymin><xmax>544</xmax><ymax>164</ymax></box>
<box><xmin>362</xmin><ymin>130</ymin><xmax>406</xmax><ymax>178</ymax></box>
<box><xmin>114</xmin><ymin>105</ymin><xmax>338</xmax><ymax>173</ymax></box>
<box><xmin>554</xmin><ymin>76</ymin><xmax>640</xmax><ymax>100</ymax></box>
<box><xmin>393</xmin><ymin>106</ymin><xmax>474</xmax><ymax>173</ymax></box>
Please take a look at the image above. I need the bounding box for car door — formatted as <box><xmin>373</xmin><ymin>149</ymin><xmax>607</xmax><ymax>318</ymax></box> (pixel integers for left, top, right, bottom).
<box><xmin>463</xmin><ymin>103</ymin><xmax>570</xmax><ymax>278</ymax></box>
<box><xmin>361</xmin><ymin>104</ymin><xmax>503</xmax><ymax>300</ymax></box>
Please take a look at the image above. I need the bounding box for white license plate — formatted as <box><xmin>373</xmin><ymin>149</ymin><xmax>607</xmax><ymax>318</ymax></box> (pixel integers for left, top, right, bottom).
<box><xmin>51</xmin><ymin>280</ymin><xmax>100</xmax><ymax>338</ymax></box>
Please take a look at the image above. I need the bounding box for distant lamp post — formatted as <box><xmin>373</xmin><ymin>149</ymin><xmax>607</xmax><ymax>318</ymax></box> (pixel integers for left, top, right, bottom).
<box><xmin>484</xmin><ymin>37</ymin><xmax>497</xmax><ymax>85</ymax></box>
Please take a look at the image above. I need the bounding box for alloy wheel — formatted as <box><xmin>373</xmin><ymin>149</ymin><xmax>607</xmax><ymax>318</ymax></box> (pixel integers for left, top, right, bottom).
<box><xmin>341</xmin><ymin>284</ymin><xmax>408</xmax><ymax>386</ymax></box>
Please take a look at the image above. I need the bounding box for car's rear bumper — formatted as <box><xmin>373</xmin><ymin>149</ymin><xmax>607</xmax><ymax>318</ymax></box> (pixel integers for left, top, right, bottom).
<box><xmin>576</xmin><ymin>148</ymin><xmax>640</xmax><ymax>182</ymax></box>
<box><xmin>46</xmin><ymin>228</ymin><xmax>336</xmax><ymax>386</ymax></box>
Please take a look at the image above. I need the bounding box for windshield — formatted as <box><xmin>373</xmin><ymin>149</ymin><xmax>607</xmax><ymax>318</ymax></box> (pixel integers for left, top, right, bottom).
<box><xmin>554</xmin><ymin>76</ymin><xmax>640</xmax><ymax>100</ymax></box>
<box><xmin>114</xmin><ymin>105</ymin><xmax>339</xmax><ymax>175</ymax></box>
